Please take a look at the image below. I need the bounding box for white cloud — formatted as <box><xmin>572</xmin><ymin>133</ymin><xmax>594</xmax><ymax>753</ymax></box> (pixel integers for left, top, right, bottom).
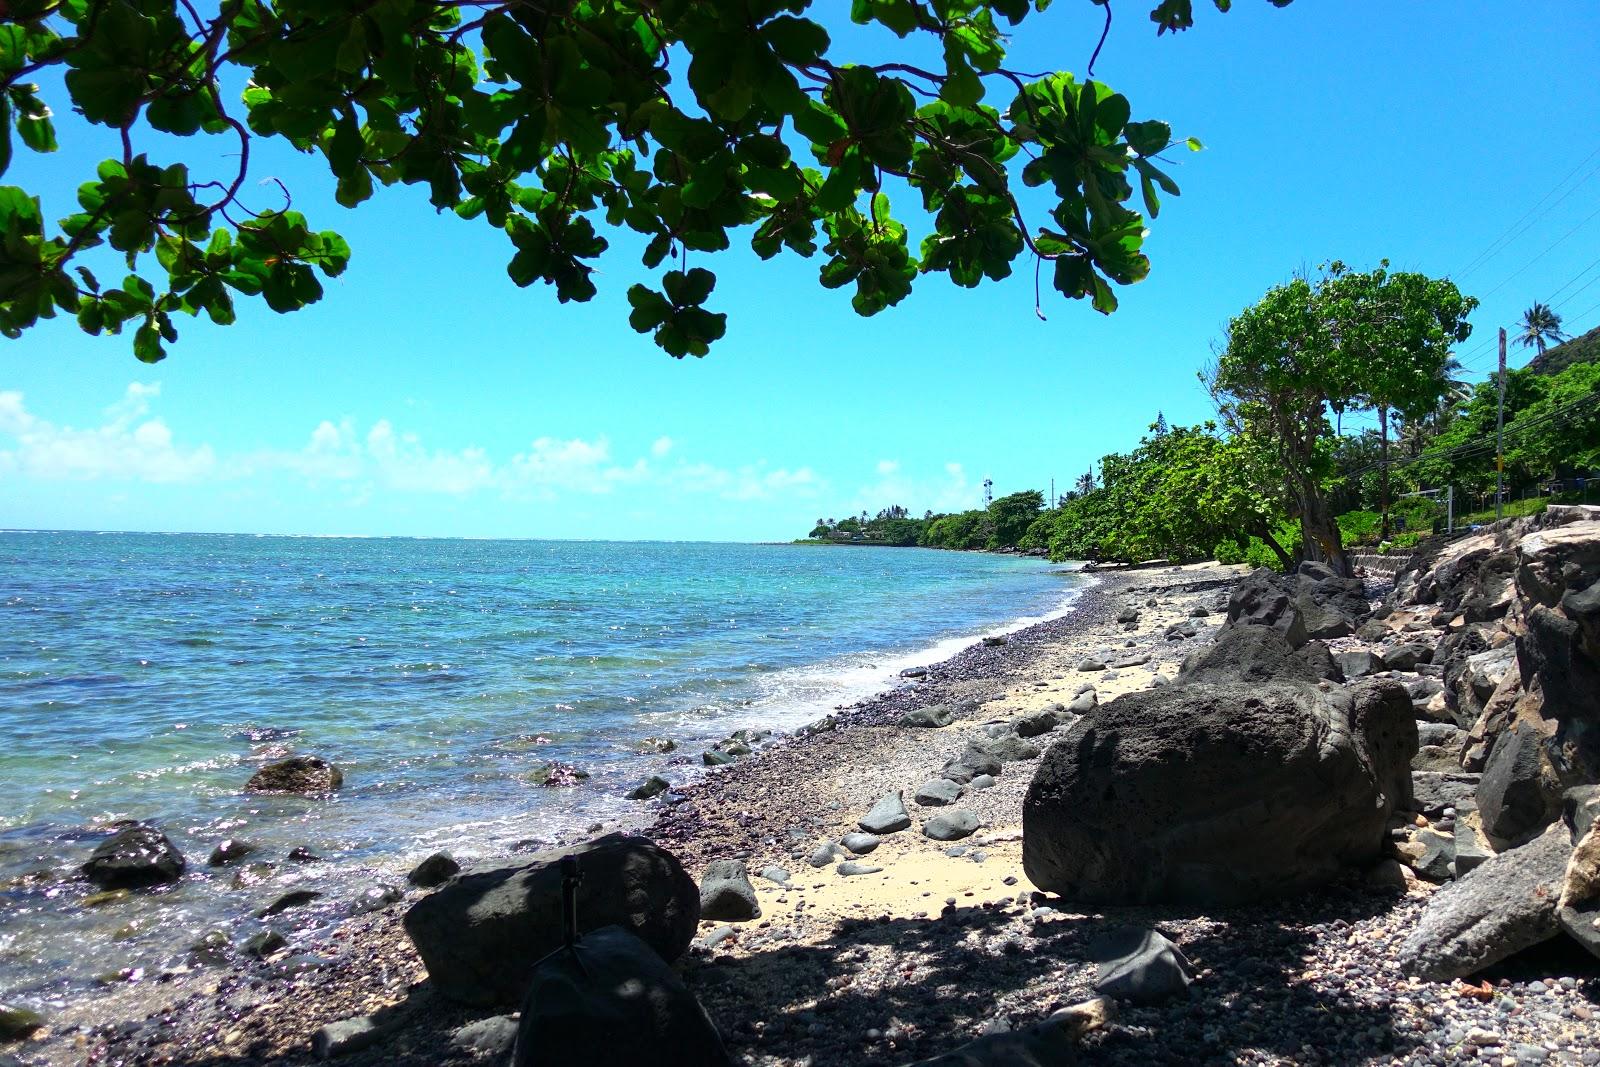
<box><xmin>0</xmin><ymin>384</ymin><xmax>216</xmax><ymax>483</ymax></box>
<box><xmin>876</xmin><ymin>459</ymin><xmax>899</xmax><ymax>475</ymax></box>
<box><xmin>651</xmin><ymin>436</ymin><xmax>674</xmax><ymax>458</ymax></box>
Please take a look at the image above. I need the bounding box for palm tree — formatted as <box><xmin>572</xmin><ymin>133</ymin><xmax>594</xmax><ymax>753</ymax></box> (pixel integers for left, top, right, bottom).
<box><xmin>1074</xmin><ymin>469</ymin><xmax>1096</xmax><ymax>497</ymax></box>
<box><xmin>1518</xmin><ymin>302</ymin><xmax>1568</xmax><ymax>356</ymax></box>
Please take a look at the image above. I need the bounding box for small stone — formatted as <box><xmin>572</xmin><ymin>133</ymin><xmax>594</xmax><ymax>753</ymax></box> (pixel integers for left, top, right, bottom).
<box><xmin>841</xmin><ymin>833</ymin><xmax>881</xmax><ymax>855</ymax></box>
<box><xmin>256</xmin><ymin>889</ymin><xmax>322</xmax><ymax>918</ymax></box>
<box><xmin>838</xmin><ymin>862</ymin><xmax>883</xmax><ymax>877</ymax></box>
<box><xmin>700</xmin><ymin>858</ymin><xmax>760</xmax><ymax>922</ymax></box>
<box><xmin>808</xmin><ymin>843</ymin><xmax>839</xmax><ymax>868</ymax></box>
<box><xmin>969</xmin><ymin>774</ymin><xmax>997</xmax><ymax>790</ymax></box>
<box><xmin>312</xmin><ymin>1016</ymin><xmax>382</xmax><ymax>1059</ymax></box>
<box><xmin>758</xmin><ymin>865</ymin><xmax>790</xmax><ymax>885</ymax></box>
<box><xmin>702</xmin><ymin>749</ymin><xmax>735</xmax><ymax>766</ymax></box>
<box><xmin>1077</xmin><ymin>659</ymin><xmax>1107</xmax><ymax>672</ymax></box>
<box><xmin>626</xmin><ymin>775</ymin><xmax>670</xmax><ymax>800</ymax></box>
<box><xmin>240</xmin><ymin>930</ymin><xmax>286</xmax><ymax>958</ymax></box>
<box><xmin>207</xmin><ymin>838</ymin><xmax>259</xmax><ymax>867</ymax></box>
<box><xmin>287</xmin><ymin>846</ymin><xmax>322</xmax><ymax>863</ymax></box>
<box><xmin>859</xmin><ymin>791</ymin><xmax>912</xmax><ymax>835</ymax></box>
<box><xmin>449</xmin><ymin>1016</ymin><xmax>517</xmax><ymax>1057</ymax></box>
<box><xmin>914</xmin><ymin>779</ymin><xmax>963</xmax><ymax>807</ymax></box>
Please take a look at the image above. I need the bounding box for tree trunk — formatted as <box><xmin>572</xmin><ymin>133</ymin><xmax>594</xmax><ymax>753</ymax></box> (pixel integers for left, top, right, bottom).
<box><xmin>1296</xmin><ymin>480</ymin><xmax>1349</xmax><ymax>577</ymax></box>
<box><xmin>1379</xmin><ymin>403</ymin><xmax>1391</xmax><ymax>541</ymax></box>
<box><xmin>1257</xmin><ymin>528</ymin><xmax>1293</xmax><ymax>570</ymax></box>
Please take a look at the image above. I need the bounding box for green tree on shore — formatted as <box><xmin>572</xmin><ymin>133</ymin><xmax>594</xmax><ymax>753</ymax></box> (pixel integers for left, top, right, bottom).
<box><xmin>1519</xmin><ymin>302</ymin><xmax>1568</xmax><ymax>357</ymax></box>
<box><xmin>1209</xmin><ymin>262</ymin><xmax>1475</xmax><ymax>575</ymax></box>
<box><xmin>0</xmin><ymin>0</ymin><xmax>1293</xmax><ymax>362</ymax></box>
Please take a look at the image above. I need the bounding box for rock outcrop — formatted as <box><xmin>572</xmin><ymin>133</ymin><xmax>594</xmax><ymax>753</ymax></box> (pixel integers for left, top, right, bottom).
<box><xmin>245</xmin><ymin>755</ymin><xmax>343</xmax><ymax>794</ymax></box>
<box><xmin>82</xmin><ymin>823</ymin><xmax>186</xmax><ymax>889</ymax></box>
<box><xmin>403</xmin><ymin>834</ymin><xmax>699</xmax><ymax>1007</ymax></box>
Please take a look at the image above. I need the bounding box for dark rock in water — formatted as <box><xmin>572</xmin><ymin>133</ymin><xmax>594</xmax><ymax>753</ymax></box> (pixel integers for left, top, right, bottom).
<box><xmin>313</xmin><ymin>1016</ymin><xmax>384</xmax><ymax>1059</ymax></box>
<box><xmin>1024</xmin><ymin>678</ymin><xmax>1416</xmax><ymax>905</ymax></box>
<box><xmin>451</xmin><ymin>1016</ymin><xmax>518</xmax><ymax>1057</ymax></box>
<box><xmin>1399</xmin><ymin>821</ymin><xmax>1571</xmax><ymax>980</ymax></box>
<box><xmin>1014</xmin><ymin>710</ymin><xmax>1063</xmax><ymax>738</ymax></box>
<box><xmin>207</xmin><ymin>838</ymin><xmax>258</xmax><ymax>867</ymax></box>
<box><xmin>512</xmin><ymin>925</ymin><xmax>731</xmax><ymax>1067</ymax></box>
<box><xmin>840</xmin><ymin>833</ymin><xmax>881</xmax><ymax>855</ymax></box>
<box><xmin>403</xmin><ymin>834</ymin><xmax>700</xmax><ymax>1008</ymax></box>
<box><xmin>1478</xmin><ymin>719</ymin><xmax>1561</xmax><ymax>844</ymax></box>
<box><xmin>189</xmin><ymin>929</ymin><xmax>231</xmax><ymax>964</ymax></box>
<box><xmin>1410</xmin><ymin>771</ymin><xmax>1482</xmax><ymax>815</ymax></box>
<box><xmin>915</xmin><ymin>779</ymin><xmax>963</xmax><ymax>807</ymax></box>
<box><xmin>923</xmin><ymin>809</ymin><xmax>981</xmax><ymax>842</ymax></box>
<box><xmin>702</xmin><ymin>750</ymin><xmax>735</xmax><ymax>767</ymax></box>
<box><xmin>900</xmin><ymin>666</ymin><xmax>929</xmax><ymax>679</ymax></box>
<box><xmin>0</xmin><ymin>1004</ymin><xmax>45</xmax><ymax>1040</ymax></box>
<box><xmin>1089</xmin><ymin>927</ymin><xmax>1195</xmax><ymax>1003</ymax></box>
<box><xmin>1227</xmin><ymin>568</ymin><xmax>1309</xmax><ymax>648</ymax></box>
<box><xmin>82</xmin><ymin>824</ymin><xmax>186</xmax><ymax>889</ymax></box>
<box><xmin>408</xmin><ymin>852</ymin><xmax>460</xmax><ymax>888</ymax></box>
<box><xmin>627</xmin><ymin>775</ymin><xmax>671</xmax><ymax>801</ymax></box>
<box><xmin>529</xmin><ymin>762</ymin><xmax>590</xmax><ymax>786</ymax></box>
<box><xmin>246</xmin><ymin>755</ymin><xmax>343</xmax><ymax>794</ymax></box>
<box><xmin>900</xmin><ymin>705</ymin><xmax>956</xmax><ymax>729</ymax></box>
<box><xmin>241</xmin><ymin>930</ymin><xmax>287</xmax><ymax>958</ymax></box>
<box><xmin>859</xmin><ymin>792</ymin><xmax>912</xmax><ymax>835</ymax></box>
<box><xmin>636</xmin><ymin>736</ymin><xmax>677</xmax><ymax>754</ymax></box>
<box><xmin>1336</xmin><ymin>650</ymin><xmax>1384</xmax><ymax>679</ymax></box>
<box><xmin>838</xmin><ymin>861</ymin><xmax>883</xmax><ymax>877</ymax></box>
<box><xmin>699</xmin><ymin>859</ymin><xmax>759</xmax><ymax>922</ymax></box>
<box><xmin>350</xmin><ymin>883</ymin><xmax>403</xmax><ymax>914</ymax></box>
<box><xmin>256</xmin><ymin>889</ymin><xmax>322</xmax><ymax>917</ymax></box>
<box><xmin>287</xmin><ymin>846</ymin><xmax>322</xmax><ymax>863</ymax></box>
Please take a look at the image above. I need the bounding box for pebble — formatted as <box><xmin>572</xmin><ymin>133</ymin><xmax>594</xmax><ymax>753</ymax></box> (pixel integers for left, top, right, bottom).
<box><xmin>312</xmin><ymin>1016</ymin><xmax>382</xmax><ymax>1059</ymax></box>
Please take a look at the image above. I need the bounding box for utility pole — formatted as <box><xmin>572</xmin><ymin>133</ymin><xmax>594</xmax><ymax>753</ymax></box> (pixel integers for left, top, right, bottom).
<box><xmin>1496</xmin><ymin>327</ymin><xmax>1507</xmax><ymax>522</ymax></box>
<box><xmin>1050</xmin><ymin>478</ymin><xmax>1055</xmax><ymax>511</ymax></box>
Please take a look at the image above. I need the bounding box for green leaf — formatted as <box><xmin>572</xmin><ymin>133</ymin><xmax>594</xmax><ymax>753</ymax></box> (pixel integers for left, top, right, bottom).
<box><xmin>133</xmin><ymin>319</ymin><xmax>166</xmax><ymax>362</ymax></box>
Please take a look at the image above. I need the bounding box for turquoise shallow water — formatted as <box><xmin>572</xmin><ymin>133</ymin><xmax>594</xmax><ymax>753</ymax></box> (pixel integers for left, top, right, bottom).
<box><xmin>0</xmin><ymin>532</ymin><xmax>1082</xmax><ymax>998</ymax></box>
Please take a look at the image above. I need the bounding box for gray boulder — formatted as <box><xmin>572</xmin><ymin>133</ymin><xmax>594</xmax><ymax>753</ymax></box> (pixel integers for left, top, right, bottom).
<box><xmin>1089</xmin><ymin>927</ymin><xmax>1195</xmax><ymax>1003</ymax></box>
<box><xmin>859</xmin><ymin>792</ymin><xmax>912</xmax><ymax>834</ymax></box>
<box><xmin>1014</xmin><ymin>710</ymin><xmax>1063</xmax><ymax>738</ymax></box>
<box><xmin>1454</xmin><ymin>811</ymin><xmax>1494</xmax><ymax>877</ymax></box>
<box><xmin>1066</xmin><ymin>690</ymin><xmax>1097</xmax><ymax>714</ymax></box>
<box><xmin>402</xmin><ymin>834</ymin><xmax>699</xmax><ymax>1007</ymax></box>
<box><xmin>943</xmin><ymin>745</ymin><xmax>1002</xmax><ymax>783</ymax></box>
<box><xmin>1226</xmin><ymin>568</ymin><xmax>1309</xmax><ymax>648</ymax></box>
<box><xmin>1178</xmin><ymin>623</ymin><xmax>1338</xmax><ymax>685</ymax></box>
<box><xmin>900</xmin><ymin>705</ymin><xmax>956</xmax><ymax>729</ymax></box>
<box><xmin>1478</xmin><ymin>717</ymin><xmax>1560</xmax><ymax>845</ymax></box>
<box><xmin>451</xmin><ymin>1016</ymin><xmax>518</xmax><ymax>1057</ymax></box>
<box><xmin>1336</xmin><ymin>650</ymin><xmax>1384</xmax><ymax>679</ymax></box>
<box><xmin>82</xmin><ymin>823</ymin><xmax>186</xmax><ymax>889</ymax></box>
<box><xmin>837</xmin><ymin>861</ymin><xmax>883</xmax><ymax>877</ymax></box>
<box><xmin>1409</xmin><ymin>772</ymin><xmax>1482</xmax><ymax>815</ymax></box>
<box><xmin>1399</xmin><ymin>821</ymin><xmax>1572</xmax><ymax>980</ymax></box>
<box><xmin>923</xmin><ymin>810</ymin><xmax>981</xmax><ymax>842</ymax></box>
<box><xmin>1023</xmin><ymin>678</ymin><xmax>1416</xmax><ymax>905</ymax></box>
<box><xmin>699</xmin><ymin>859</ymin><xmax>759</xmax><ymax>922</ymax></box>
<box><xmin>967</xmin><ymin>733</ymin><xmax>1041</xmax><ymax>764</ymax></box>
<box><xmin>313</xmin><ymin>1016</ymin><xmax>384</xmax><ymax>1059</ymax></box>
<box><xmin>627</xmin><ymin>775</ymin><xmax>671</xmax><ymax>800</ymax></box>
<box><xmin>914</xmin><ymin>779</ymin><xmax>963</xmax><ymax>807</ymax></box>
<box><xmin>246</xmin><ymin>755</ymin><xmax>343</xmax><ymax>794</ymax></box>
<box><xmin>1381</xmin><ymin>644</ymin><xmax>1429</xmax><ymax>672</ymax></box>
<box><xmin>807</xmin><ymin>843</ymin><xmax>839</xmax><ymax>868</ymax></box>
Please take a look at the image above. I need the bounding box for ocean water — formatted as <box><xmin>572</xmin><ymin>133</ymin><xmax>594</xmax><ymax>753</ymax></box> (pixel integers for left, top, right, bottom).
<box><xmin>0</xmin><ymin>532</ymin><xmax>1083</xmax><ymax>1000</ymax></box>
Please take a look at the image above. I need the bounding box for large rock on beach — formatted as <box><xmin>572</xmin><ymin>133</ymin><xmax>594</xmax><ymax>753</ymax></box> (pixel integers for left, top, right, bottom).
<box><xmin>82</xmin><ymin>823</ymin><xmax>186</xmax><ymax>889</ymax></box>
<box><xmin>1089</xmin><ymin>927</ymin><xmax>1195</xmax><ymax>1004</ymax></box>
<box><xmin>1226</xmin><ymin>568</ymin><xmax>1309</xmax><ymax>648</ymax></box>
<box><xmin>923</xmin><ymin>809</ymin><xmax>981</xmax><ymax>841</ymax></box>
<box><xmin>1477</xmin><ymin>716</ymin><xmax>1560</xmax><ymax>844</ymax></box>
<box><xmin>246</xmin><ymin>755</ymin><xmax>343</xmax><ymax>794</ymax></box>
<box><xmin>1023</xmin><ymin>675</ymin><xmax>1417</xmax><ymax>905</ymax></box>
<box><xmin>900</xmin><ymin>705</ymin><xmax>956</xmax><ymax>728</ymax></box>
<box><xmin>1178</xmin><ymin>623</ymin><xmax>1337</xmax><ymax>685</ymax></box>
<box><xmin>512</xmin><ymin>925</ymin><xmax>731</xmax><ymax>1067</ymax></box>
<box><xmin>1399</xmin><ymin>821</ymin><xmax>1572</xmax><ymax>980</ymax></box>
<box><xmin>402</xmin><ymin>834</ymin><xmax>698</xmax><ymax>1008</ymax></box>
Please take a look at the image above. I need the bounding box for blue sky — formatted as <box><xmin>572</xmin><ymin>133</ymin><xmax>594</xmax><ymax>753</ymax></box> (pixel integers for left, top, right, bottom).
<box><xmin>3</xmin><ymin>1</ymin><xmax>1599</xmax><ymax>540</ymax></box>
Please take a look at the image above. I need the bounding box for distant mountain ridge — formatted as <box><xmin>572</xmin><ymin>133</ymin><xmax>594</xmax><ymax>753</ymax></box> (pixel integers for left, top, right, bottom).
<box><xmin>1528</xmin><ymin>323</ymin><xmax>1600</xmax><ymax>376</ymax></box>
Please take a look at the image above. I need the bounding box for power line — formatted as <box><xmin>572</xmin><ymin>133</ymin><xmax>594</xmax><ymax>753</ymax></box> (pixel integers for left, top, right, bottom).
<box><xmin>1476</xmin><ymin>201</ymin><xmax>1600</xmax><ymax>300</ymax></box>
<box><xmin>1456</xmin><ymin>145</ymin><xmax>1600</xmax><ymax>279</ymax></box>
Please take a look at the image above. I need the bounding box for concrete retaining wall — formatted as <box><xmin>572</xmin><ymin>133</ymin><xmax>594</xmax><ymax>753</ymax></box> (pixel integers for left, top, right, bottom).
<box><xmin>1352</xmin><ymin>553</ymin><xmax>1413</xmax><ymax>576</ymax></box>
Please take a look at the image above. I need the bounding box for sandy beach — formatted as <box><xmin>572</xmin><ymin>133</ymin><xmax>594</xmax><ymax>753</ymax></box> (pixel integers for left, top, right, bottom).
<box><xmin>26</xmin><ymin>561</ymin><xmax>1600</xmax><ymax>1066</ymax></box>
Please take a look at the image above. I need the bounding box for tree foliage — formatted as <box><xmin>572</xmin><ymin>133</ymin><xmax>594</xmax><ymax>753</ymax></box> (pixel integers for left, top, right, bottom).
<box><xmin>0</xmin><ymin>0</ymin><xmax>1293</xmax><ymax>361</ymax></box>
<box><xmin>1209</xmin><ymin>261</ymin><xmax>1475</xmax><ymax>574</ymax></box>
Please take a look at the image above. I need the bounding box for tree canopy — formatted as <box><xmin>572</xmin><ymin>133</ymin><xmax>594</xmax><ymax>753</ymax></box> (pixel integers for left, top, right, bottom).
<box><xmin>1</xmin><ymin>0</ymin><xmax>1291</xmax><ymax>361</ymax></box>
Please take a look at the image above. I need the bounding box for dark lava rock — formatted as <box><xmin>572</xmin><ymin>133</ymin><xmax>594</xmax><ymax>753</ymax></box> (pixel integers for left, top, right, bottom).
<box><xmin>512</xmin><ymin>925</ymin><xmax>731</xmax><ymax>1067</ymax></box>
<box><xmin>207</xmin><ymin>838</ymin><xmax>258</xmax><ymax>867</ymax></box>
<box><xmin>1227</xmin><ymin>568</ymin><xmax>1309</xmax><ymax>648</ymax></box>
<box><xmin>1478</xmin><ymin>719</ymin><xmax>1560</xmax><ymax>844</ymax></box>
<box><xmin>626</xmin><ymin>775</ymin><xmax>671</xmax><ymax>801</ymax></box>
<box><xmin>699</xmin><ymin>859</ymin><xmax>759</xmax><ymax>922</ymax></box>
<box><xmin>82</xmin><ymin>824</ymin><xmax>186</xmax><ymax>889</ymax></box>
<box><xmin>245</xmin><ymin>755</ymin><xmax>343</xmax><ymax>794</ymax></box>
<box><xmin>1089</xmin><ymin>926</ymin><xmax>1195</xmax><ymax>1003</ymax></box>
<box><xmin>1178</xmin><ymin>623</ymin><xmax>1339</xmax><ymax>685</ymax></box>
<box><xmin>923</xmin><ymin>809</ymin><xmax>981</xmax><ymax>842</ymax></box>
<box><xmin>1336</xmin><ymin>650</ymin><xmax>1384</xmax><ymax>679</ymax></box>
<box><xmin>403</xmin><ymin>833</ymin><xmax>700</xmax><ymax>1008</ymax></box>
<box><xmin>287</xmin><ymin>846</ymin><xmax>322</xmax><ymax>863</ymax></box>
<box><xmin>408</xmin><ymin>852</ymin><xmax>461</xmax><ymax>888</ymax></box>
<box><xmin>1023</xmin><ymin>677</ymin><xmax>1416</xmax><ymax>905</ymax></box>
<box><xmin>1015</xmin><ymin>709</ymin><xmax>1063</xmax><ymax>738</ymax></box>
<box><xmin>256</xmin><ymin>889</ymin><xmax>322</xmax><ymax>917</ymax></box>
<box><xmin>899</xmin><ymin>705</ymin><xmax>956</xmax><ymax>728</ymax></box>
<box><xmin>914</xmin><ymin>779</ymin><xmax>963</xmax><ymax>807</ymax></box>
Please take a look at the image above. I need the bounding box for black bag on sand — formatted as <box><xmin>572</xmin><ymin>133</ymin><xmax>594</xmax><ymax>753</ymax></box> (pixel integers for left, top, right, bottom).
<box><xmin>513</xmin><ymin>858</ymin><xmax>731</xmax><ymax>1067</ymax></box>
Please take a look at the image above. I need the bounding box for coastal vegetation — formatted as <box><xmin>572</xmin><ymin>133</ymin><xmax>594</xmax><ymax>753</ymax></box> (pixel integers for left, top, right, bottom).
<box><xmin>0</xmin><ymin>0</ymin><xmax>1288</xmax><ymax>362</ymax></box>
<box><xmin>807</xmin><ymin>276</ymin><xmax>1600</xmax><ymax>572</ymax></box>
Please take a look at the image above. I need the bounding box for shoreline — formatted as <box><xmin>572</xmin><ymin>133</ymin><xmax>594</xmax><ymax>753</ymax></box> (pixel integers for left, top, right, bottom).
<box><xmin>25</xmin><ymin>560</ymin><xmax>1599</xmax><ymax>1065</ymax></box>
